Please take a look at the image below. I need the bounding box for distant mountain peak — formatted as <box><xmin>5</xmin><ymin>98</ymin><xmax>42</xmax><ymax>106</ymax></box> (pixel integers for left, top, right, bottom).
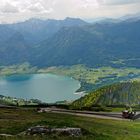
<box><xmin>65</xmin><ymin>17</ymin><xmax>84</xmax><ymax>21</ymax></box>
<box><xmin>23</xmin><ymin>18</ymin><xmax>46</xmax><ymax>24</ymax></box>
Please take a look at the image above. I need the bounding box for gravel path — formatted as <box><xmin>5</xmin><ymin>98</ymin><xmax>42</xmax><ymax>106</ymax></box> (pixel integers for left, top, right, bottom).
<box><xmin>41</xmin><ymin>108</ymin><xmax>126</xmax><ymax>121</ymax></box>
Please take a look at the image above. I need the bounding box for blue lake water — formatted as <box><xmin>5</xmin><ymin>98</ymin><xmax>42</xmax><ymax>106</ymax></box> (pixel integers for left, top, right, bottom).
<box><xmin>0</xmin><ymin>74</ymin><xmax>81</xmax><ymax>103</ymax></box>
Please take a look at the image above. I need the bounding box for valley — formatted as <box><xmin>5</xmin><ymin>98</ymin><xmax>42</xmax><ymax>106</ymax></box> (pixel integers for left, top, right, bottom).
<box><xmin>0</xmin><ymin>1</ymin><xmax>140</xmax><ymax>140</ymax></box>
<box><xmin>1</xmin><ymin>64</ymin><xmax>140</xmax><ymax>108</ymax></box>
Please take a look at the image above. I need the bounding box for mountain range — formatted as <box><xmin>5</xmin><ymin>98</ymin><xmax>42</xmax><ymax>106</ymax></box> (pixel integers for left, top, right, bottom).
<box><xmin>0</xmin><ymin>16</ymin><xmax>140</xmax><ymax>68</ymax></box>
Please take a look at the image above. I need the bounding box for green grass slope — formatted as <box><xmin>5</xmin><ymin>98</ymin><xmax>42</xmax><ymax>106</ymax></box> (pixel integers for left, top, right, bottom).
<box><xmin>71</xmin><ymin>81</ymin><xmax>140</xmax><ymax>109</ymax></box>
<box><xmin>1</xmin><ymin>108</ymin><xmax>140</xmax><ymax>140</ymax></box>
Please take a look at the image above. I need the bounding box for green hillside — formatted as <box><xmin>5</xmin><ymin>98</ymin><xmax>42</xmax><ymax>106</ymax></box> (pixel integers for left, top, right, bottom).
<box><xmin>71</xmin><ymin>81</ymin><xmax>140</xmax><ymax>109</ymax></box>
<box><xmin>1</xmin><ymin>108</ymin><xmax>140</xmax><ymax>140</ymax></box>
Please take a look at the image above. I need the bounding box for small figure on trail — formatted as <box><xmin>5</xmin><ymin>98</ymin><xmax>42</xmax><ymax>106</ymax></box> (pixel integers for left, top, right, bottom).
<box><xmin>16</xmin><ymin>102</ymin><xmax>19</xmax><ymax>107</ymax></box>
<box><xmin>122</xmin><ymin>106</ymin><xmax>136</xmax><ymax>119</ymax></box>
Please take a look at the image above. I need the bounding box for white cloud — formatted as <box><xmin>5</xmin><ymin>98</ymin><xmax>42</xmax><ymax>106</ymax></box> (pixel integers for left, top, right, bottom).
<box><xmin>0</xmin><ymin>0</ymin><xmax>54</xmax><ymax>14</ymax></box>
<box><xmin>0</xmin><ymin>2</ymin><xmax>19</xmax><ymax>13</ymax></box>
<box><xmin>103</xmin><ymin>0</ymin><xmax>140</xmax><ymax>5</ymax></box>
<box><xmin>0</xmin><ymin>0</ymin><xmax>139</xmax><ymax>23</ymax></box>
<box><xmin>27</xmin><ymin>2</ymin><xmax>53</xmax><ymax>13</ymax></box>
<box><xmin>78</xmin><ymin>0</ymin><xmax>100</xmax><ymax>8</ymax></box>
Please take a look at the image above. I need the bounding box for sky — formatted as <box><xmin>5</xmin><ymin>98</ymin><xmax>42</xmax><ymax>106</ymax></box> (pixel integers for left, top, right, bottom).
<box><xmin>0</xmin><ymin>0</ymin><xmax>140</xmax><ymax>23</ymax></box>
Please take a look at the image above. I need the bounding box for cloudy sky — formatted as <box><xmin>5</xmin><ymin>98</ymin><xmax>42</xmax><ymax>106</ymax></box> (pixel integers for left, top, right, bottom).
<box><xmin>0</xmin><ymin>0</ymin><xmax>140</xmax><ymax>23</ymax></box>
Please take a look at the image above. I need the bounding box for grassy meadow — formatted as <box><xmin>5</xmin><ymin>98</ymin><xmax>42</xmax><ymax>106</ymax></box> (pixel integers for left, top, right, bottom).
<box><xmin>0</xmin><ymin>108</ymin><xmax>140</xmax><ymax>140</ymax></box>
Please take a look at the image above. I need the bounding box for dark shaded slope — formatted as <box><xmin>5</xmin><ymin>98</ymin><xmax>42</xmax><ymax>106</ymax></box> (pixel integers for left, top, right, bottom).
<box><xmin>29</xmin><ymin>20</ymin><xmax>140</xmax><ymax>68</ymax></box>
<box><xmin>32</xmin><ymin>26</ymin><xmax>107</xmax><ymax>67</ymax></box>
<box><xmin>0</xmin><ymin>18</ymin><xmax>140</xmax><ymax>68</ymax></box>
<box><xmin>0</xmin><ymin>32</ymin><xmax>29</xmax><ymax>65</ymax></box>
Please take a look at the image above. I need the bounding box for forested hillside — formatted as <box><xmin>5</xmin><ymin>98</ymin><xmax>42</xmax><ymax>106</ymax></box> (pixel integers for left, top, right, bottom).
<box><xmin>0</xmin><ymin>18</ymin><xmax>140</xmax><ymax>68</ymax></box>
<box><xmin>33</xmin><ymin>19</ymin><xmax>140</xmax><ymax>67</ymax></box>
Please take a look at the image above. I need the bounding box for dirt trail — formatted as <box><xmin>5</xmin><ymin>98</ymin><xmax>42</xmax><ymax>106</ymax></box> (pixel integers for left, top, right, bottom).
<box><xmin>42</xmin><ymin>108</ymin><xmax>126</xmax><ymax>121</ymax></box>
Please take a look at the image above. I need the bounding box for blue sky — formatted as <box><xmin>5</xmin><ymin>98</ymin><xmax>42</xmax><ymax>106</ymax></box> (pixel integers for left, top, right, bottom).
<box><xmin>0</xmin><ymin>0</ymin><xmax>140</xmax><ymax>23</ymax></box>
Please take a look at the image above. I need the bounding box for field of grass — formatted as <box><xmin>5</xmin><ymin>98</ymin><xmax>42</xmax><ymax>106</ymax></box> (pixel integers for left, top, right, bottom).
<box><xmin>0</xmin><ymin>63</ymin><xmax>37</xmax><ymax>76</ymax></box>
<box><xmin>0</xmin><ymin>108</ymin><xmax>140</xmax><ymax>140</ymax></box>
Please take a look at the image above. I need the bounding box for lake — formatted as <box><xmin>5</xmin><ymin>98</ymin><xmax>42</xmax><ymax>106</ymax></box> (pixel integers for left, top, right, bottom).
<box><xmin>0</xmin><ymin>74</ymin><xmax>81</xmax><ymax>103</ymax></box>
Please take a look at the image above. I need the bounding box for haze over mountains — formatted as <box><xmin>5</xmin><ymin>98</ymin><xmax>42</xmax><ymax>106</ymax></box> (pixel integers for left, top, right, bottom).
<box><xmin>0</xmin><ymin>16</ymin><xmax>140</xmax><ymax>68</ymax></box>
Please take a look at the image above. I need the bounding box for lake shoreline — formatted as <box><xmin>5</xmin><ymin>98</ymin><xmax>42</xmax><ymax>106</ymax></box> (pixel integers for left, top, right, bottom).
<box><xmin>0</xmin><ymin>73</ymin><xmax>81</xmax><ymax>104</ymax></box>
